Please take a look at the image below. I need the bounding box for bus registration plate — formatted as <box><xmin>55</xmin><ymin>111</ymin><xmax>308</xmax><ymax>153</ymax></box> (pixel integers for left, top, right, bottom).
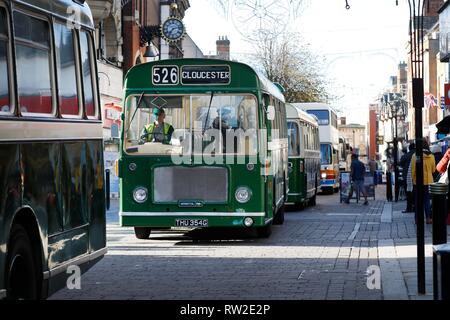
<box><xmin>175</xmin><ymin>219</ymin><xmax>209</xmax><ymax>227</ymax></box>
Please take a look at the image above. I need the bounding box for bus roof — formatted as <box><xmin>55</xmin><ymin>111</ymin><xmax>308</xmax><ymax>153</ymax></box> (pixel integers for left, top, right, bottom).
<box><xmin>286</xmin><ymin>103</ymin><xmax>319</xmax><ymax>127</ymax></box>
<box><xmin>13</xmin><ymin>0</ymin><xmax>94</xmax><ymax>29</ymax></box>
<box><xmin>124</xmin><ymin>58</ymin><xmax>285</xmax><ymax>102</ymax></box>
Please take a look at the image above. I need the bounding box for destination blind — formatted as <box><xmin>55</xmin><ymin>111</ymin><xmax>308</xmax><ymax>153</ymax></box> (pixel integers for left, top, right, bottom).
<box><xmin>181</xmin><ymin>65</ymin><xmax>230</xmax><ymax>85</ymax></box>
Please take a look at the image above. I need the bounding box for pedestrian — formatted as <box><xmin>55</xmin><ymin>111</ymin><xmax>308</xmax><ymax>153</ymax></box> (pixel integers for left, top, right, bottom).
<box><xmin>411</xmin><ymin>141</ymin><xmax>436</xmax><ymax>224</ymax></box>
<box><xmin>369</xmin><ymin>157</ymin><xmax>377</xmax><ymax>175</ymax></box>
<box><xmin>436</xmin><ymin>146</ymin><xmax>450</xmax><ymax>225</ymax></box>
<box><xmin>346</xmin><ymin>154</ymin><xmax>369</xmax><ymax>205</ymax></box>
<box><xmin>431</xmin><ymin>144</ymin><xmax>443</xmax><ymax>182</ymax></box>
<box><xmin>385</xmin><ymin>148</ymin><xmax>394</xmax><ymax>202</ymax></box>
<box><xmin>400</xmin><ymin>142</ymin><xmax>415</xmax><ymax>213</ymax></box>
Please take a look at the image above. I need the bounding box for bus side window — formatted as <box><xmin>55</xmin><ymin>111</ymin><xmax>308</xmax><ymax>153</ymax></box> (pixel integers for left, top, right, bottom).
<box><xmin>79</xmin><ymin>30</ymin><xmax>97</xmax><ymax>119</ymax></box>
<box><xmin>54</xmin><ymin>23</ymin><xmax>79</xmax><ymax>117</ymax></box>
<box><xmin>14</xmin><ymin>11</ymin><xmax>54</xmax><ymax>116</ymax></box>
<box><xmin>0</xmin><ymin>7</ymin><xmax>10</xmax><ymax>114</ymax></box>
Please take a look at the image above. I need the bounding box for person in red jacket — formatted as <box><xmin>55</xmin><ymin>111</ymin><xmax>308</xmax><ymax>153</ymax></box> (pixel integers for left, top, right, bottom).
<box><xmin>436</xmin><ymin>147</ymin><xmax>450</xmax><ymax>225</ymax></box>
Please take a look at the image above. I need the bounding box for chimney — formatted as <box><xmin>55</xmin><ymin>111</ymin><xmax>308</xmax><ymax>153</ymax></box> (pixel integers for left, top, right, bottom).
<box><xmin>216</xmin><ymin>36</ymin><xmax>230</xmax><ymax>60</ymax></box>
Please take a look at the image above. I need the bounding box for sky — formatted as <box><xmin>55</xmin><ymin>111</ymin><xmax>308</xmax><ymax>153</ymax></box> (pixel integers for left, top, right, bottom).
<box><xmin>184</xmin><ymin>0</ymin><xmax>411</xmax><ymax>125</ymax></box>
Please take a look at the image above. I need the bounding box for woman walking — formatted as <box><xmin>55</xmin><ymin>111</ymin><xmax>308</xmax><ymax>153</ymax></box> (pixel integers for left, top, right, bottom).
<box><xmin>411</xmin><ymin>141</ymin><xmax>436</xmax><ymax>224</ymax></box>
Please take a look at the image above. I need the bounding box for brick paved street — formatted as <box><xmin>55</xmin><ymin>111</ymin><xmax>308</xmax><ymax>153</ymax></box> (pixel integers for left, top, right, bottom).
<box><xmin>51</xmin><ymin>186</ymin><xmax>449</xmax><ymax>300</ymax></box>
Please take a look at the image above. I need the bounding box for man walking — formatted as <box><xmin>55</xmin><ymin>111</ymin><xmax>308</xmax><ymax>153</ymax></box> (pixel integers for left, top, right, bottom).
<box><xmin>400</xmin><ymin>142</ymin><xmax>415</xmax><ymax>213</ymax></box>
<box><xmin>346</xmin><ymin>154</ymin><xmax>369</xmax><ymax>205</ymax></box>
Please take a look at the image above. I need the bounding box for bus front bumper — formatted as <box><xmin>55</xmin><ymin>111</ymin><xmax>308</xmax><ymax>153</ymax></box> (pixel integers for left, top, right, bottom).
<box><xmin>319</xmin><ymin>179</ymin><xmax>337</xmax><ymax>190</ymax></box>
<box><xmin>119</xmin><ymin>212</ymin><xmax>268</xmax><ymax>228</ymax></box>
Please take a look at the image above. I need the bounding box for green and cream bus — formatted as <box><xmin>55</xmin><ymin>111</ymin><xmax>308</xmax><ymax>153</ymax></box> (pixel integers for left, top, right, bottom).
<box><xmin>286</xmin><ymin>104</ymin><xmax>321</xmax><ymax>209</ymax></box>
<box><xmin>0</xmin><ymin>0</ymin><xmax>106</xmax><ymax>299</ymax></box>
<box><xmin>118</xmin><ymin>59</ymin><xmax>288</xmax><ymax>238</ymax></box>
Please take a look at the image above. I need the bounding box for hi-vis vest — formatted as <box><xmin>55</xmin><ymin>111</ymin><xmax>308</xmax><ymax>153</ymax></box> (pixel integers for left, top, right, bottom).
<box><xmin>144</xmin><ymin>122</ymin><xmax>171</xmax><ymax>143</ymax></box>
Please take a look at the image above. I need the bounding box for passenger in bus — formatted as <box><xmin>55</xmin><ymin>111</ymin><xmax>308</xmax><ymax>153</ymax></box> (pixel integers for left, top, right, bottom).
<box><xmin>212</xmin><ymin>107</ymin><xmax>232</xmax><ymax>131</ymax></box>
<box><xmin>212</xmin><ymin>108</ymin><xmax>233</xmax><ymax>153</ymax></box>
<box><xmin>140</xmin><ymin>107</ymin><xmax>174</xmax><ymax>144</ymax></box>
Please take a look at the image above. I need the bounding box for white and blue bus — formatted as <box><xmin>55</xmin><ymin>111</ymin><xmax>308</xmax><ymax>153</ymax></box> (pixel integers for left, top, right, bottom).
<box><xmin>292</xmin><ymin>103</ymin><xmax>340</xmax><ymax>194</ymax></box>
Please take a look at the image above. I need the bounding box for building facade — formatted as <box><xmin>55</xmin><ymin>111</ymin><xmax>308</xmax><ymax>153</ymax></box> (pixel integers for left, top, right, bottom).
<box><xmin>338</xmin><ymin>123</ymin><xmax>367</xmax><ymax>162</ymax></box>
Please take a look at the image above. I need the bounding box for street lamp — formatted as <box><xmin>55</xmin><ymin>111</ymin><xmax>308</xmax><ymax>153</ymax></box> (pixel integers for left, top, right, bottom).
<box><xmin>345</xmin><ymin>0</ymin><xmax>429</xmax><ymax>295</ymax></box>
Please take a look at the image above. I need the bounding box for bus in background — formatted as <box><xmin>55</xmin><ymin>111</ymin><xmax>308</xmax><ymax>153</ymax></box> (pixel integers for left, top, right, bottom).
<box><xmin>0</xmin><ymin>0</ymin><xmax>106</xmax><ymax>299</ymax></box>
<box><xmin>118</xmin><ymin>59</ymin><xmax>288</xmax><ymax>239</ymax></box>
<box><xmin>286</xmin><ymin>104</ymin><xmax>321</xmax><ymax>209</ymax></box>
<box><xmin>292</xmin><ymin>103</ymin><xmax>340</xmax><ymax>194</ymax></box>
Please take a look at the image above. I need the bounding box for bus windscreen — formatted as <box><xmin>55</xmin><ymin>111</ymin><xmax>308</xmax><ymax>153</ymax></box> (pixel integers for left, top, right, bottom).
<box><xmin>306</xmin><ymin>110</ymin><xmax>329</xmax><ymax>126</ymax></box>
<box><xmin>124</xmin><ymin>94</ymin><xmax>258</xmax><ymax>156</ymax></box>
<box><xmin>320</xmin><ymin>143</ymin><xmax>332</xmax><ymax>165</ymax></box>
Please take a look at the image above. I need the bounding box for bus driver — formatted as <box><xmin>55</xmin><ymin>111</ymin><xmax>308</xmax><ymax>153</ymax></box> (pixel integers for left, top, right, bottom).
<box><xmin>140</xmin><ymin>107</ymin><xmax>174</xmax><ymax>145</ymax></box>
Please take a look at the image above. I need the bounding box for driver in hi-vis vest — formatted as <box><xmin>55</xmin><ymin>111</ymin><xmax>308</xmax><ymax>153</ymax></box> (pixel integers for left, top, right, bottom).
<box><xmin>140</xmin><ymin>108</ymin><xmax>174</xmax><ymax>144</ymax></box>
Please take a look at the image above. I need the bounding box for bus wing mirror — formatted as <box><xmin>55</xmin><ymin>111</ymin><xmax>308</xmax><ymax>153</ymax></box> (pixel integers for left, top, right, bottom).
<box><xmin>266</xmin><ymin>105</ymin><xmax>275</xmax><ymax>121</ymax></box>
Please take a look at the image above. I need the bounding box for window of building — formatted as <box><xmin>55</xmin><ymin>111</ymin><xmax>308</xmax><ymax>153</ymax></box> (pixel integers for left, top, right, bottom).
<box><xmin>54</xmin><ymin>23</ymin><xmax>79</xmax><ymax>117</ymax></box>
<box><xmin>14</xmin><ymin>11</ymin><xmax>53</xmax><ymax>116</ymax></box>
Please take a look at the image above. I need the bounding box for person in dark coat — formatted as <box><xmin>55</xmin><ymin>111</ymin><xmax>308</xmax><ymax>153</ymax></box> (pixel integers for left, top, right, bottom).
<box><xmin>399</xmin><ymin>142</ymin><xmax>415</xmax><ymax>213</ymax></box>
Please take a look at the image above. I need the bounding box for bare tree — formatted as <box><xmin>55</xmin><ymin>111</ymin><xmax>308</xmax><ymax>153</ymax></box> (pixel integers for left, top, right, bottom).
<box><xmin>250</xmin><ymin>31</ymin><xmax>330</xmax><ymax>103</ymax></box>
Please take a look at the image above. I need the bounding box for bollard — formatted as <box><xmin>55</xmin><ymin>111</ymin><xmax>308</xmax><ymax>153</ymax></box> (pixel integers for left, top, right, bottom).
<box><xmin>430</xmin><ymin>183</ymin><xmax>449</xmax><ymax>300</ymax></box>
<box><xmin>386</xmin><ymin>172</ymin><xmax>393</xmax><ymax>202</ymax></box>
<box><xmin>433</xmin><ymin>244</ymin><xmax>450</xmax><ymax>300</ymax></box>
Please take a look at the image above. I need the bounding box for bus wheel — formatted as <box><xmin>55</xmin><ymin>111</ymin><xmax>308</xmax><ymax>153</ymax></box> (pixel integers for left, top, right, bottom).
<box><xmin>273</xmin><ymin>205</ymin><xmax>285</xmax><ymax>225</ymax></box>
<box><xmin>6</xmin><ymin>224</ymin><xmax>39</xmax><ymax>300</ymax></box>
<box><xmin>256</xmin><ymin>224</ymin><xmax>272</xmax><ymax>238</ymax></box>
<box><xmin>134</xmin><ymin>227</ymin><xmax>152</xmax><ymax>239</ymax></box>
<box><xmin>293</xmin><ymin>202</ymin><xmax>304</xmax><ymax>211</ymax></box>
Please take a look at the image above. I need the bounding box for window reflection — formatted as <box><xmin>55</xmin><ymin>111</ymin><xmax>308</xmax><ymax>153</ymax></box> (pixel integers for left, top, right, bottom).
<box><xmin>14</xmin><ymin>12</ymin><xmax>52</xmax><ymax>115</ymax></box>
<box><xmin>54</xmin><ymin>23</ymin><xmax>79</xmax><ymax>116</ymax></box>
<box><xmin>288</xmin><ymin>122</ymin><xmax>299</xmax><ymax>156</ymax></box>
<box><xmin>80</xmin><ymin>31</ymin><xmax>95</xmax><ymax>117</ymax></box>
<box><xmin>0</xmin><ymin>8</ymin><xmax>9</xmax><ymax>113</ymax></box>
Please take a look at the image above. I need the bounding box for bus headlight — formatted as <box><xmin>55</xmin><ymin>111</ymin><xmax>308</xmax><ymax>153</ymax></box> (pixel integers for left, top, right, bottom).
<box><xmin>133</xmin><ymin>187</ymin><xmax>148</xmax><ymax>203</ymax></box>
<box><xmin>235</xmin><ymin>187</ymin><xmax>252</xmax><ymax>204</ymax></box>
<box><xmin>321</xmin><ymin>173</ymin><xmax>327</xmax><ymax>179</ymax></box>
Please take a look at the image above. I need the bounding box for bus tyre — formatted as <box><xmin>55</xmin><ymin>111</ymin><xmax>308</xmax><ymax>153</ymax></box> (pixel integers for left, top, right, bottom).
<box><xmin>134</xmin><ymin>227</ymin><xmax>151</xmax><ymax>239</ymax></box>
<box><xmin>6</xmin><ymin>224</ymin><xmax>40</xmax><ymax>300</ymax></box>
<box><xmin>256</xmin><ymin>224</ymin><xmax>272</xmax><ymax>238</ymax></box>
<box><xmin>273</xmin><ymin>205</ymin><xmax>285</xmax><ymax>225</ymax></box>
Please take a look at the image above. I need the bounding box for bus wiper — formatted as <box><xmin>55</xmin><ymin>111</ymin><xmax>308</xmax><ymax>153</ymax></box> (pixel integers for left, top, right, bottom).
<box><xmin>126</xmin><ymin>91</ymin><xmax>145</xmax><ymax>134</ymax></box>
<box><xmin>202</xmin><ymin>92</ymin><xmax>214</xmax><ymax>135</ymax></box>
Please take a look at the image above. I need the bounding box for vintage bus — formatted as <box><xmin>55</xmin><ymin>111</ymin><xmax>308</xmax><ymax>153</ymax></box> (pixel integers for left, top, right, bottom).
<box><xmin>292</xmin><ymin>103</ymin><xmax>340</xmax><ymax>194</ymax></box>
<box><xmin>0</xmin><ymin>0</ymin><xmax>106</xmax><ymax>299</ymax></box>
<box><xmin>118</xmin><ymin>59</ymin><xmax>289</xmax><ymax>239</ymax></box>
<box><xmin>286</xmin><ymin>104</ymin><xmax>321</xmax><ymax>209</ymax></box>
